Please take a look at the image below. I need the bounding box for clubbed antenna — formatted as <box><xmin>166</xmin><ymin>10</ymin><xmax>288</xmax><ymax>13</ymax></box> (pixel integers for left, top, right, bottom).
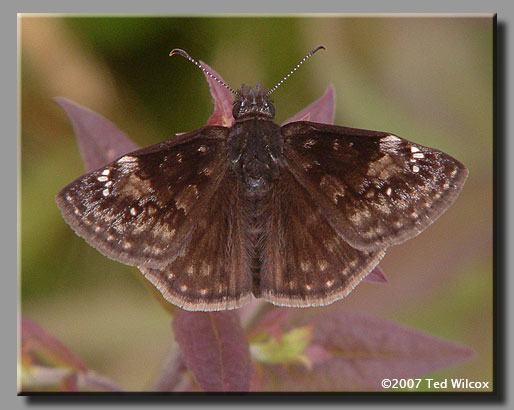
<box><xmin>170</xmin><ymin>48</ymin><xmax>241</xmax><ymax>98</ymax></box>
<box><xmin>266</xmin><ymin>45</ymin><xmax>326</xmax><ymax>96</ymax></box>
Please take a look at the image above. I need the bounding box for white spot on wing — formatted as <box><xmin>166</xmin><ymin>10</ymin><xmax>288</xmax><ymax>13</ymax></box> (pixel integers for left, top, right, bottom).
<box><xmin>102</xmin><ymin>188</ymin><xmax>110</xmax><ymax>197</ymax></box>
<box><xmin>380</xmin><ymin>135</ymin><xmax>401</xmax><ymax>154</ymax></box>
<box><xmin>118</xmin><ymin>156</ymin><xmax>137</xmax><ymax>163</ymax></box>
<box><xmin>146</xmin><ymin>204</ymin><xmax>158</xmax><ymax>216</ymax></box>
<box><xmin>201</xmin><ymin>262</ymin><xmax>212</xmax><ymax>276</ymax></box>
<box><xmin>382</xmin><ymin>135</ymin><xmax>401</xmax><ymax>142</ymax></box>
<box><xmin>303</xmin><ymin>139</ymin><xmax>316</xmax><ymax>148</ymax></box>
<box><xmin>410</xmin><ymin>146</ymin><xmax>420</xmax><ymax>153</ymax></box>
<box><xmin>412</xmin><ymin>165</ymin><xmax>420</xmax><ymax>173</ymax></box>
<box><xmin>413</xmin><ymin>153</ymin><xmax>425</xmax><ymax>159</ymax></box>
<box><xmin>102</xmin><ymin>169</ymin><xmax>111</xmax><ymax>176</ymax></box>
<box><xmin>117</xmin><ymin>156</ymin><xmax>139</xmax><ymax>173</ymax></box>
<box><xmin>97</xmin><ymin>176</ymin><xmax>108</xmax><ymax>182</ymax></box>
<box><xmin>300</xmin><ymin>261</ymin><xmax>311</xmax><ymax>272</ymax></box>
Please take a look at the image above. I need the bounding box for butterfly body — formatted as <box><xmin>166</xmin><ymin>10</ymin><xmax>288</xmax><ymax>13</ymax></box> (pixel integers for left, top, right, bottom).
<box><xmin>228</xmin><ymin>85</ymin><xmax>285</xmax><ymax>298</ymax></box>
<box><xmin>57</xmin><ymin>79</ymin><xmax>467</xmax><ymax>311</ymax></box>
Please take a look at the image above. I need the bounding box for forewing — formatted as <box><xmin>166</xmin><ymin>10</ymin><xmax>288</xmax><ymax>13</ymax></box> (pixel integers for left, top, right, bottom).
<box><xmin>260</xmin><ymin>167</ymin><xmax>386</xmax><ymax>307</ymax></box>
<box><xmin>139</xmin><ymin>168</ymin><xmax>252</xmax><ymax>311</ymax></box>
<box><xmin>282</xmin><ymin>122</ymin><xmax>468</xmax><ymax>251</ymax></box>
<box><xmin>56</xmin><ymin>126</ymin><xmax>229</xmax><ymax>269</ymax></box>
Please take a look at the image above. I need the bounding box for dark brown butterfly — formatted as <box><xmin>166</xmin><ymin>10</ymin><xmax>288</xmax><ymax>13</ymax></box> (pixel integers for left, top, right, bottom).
<box><xmin>56</xmin><ymin>46</ymin><xmax>468</xmax><ymax>311</ymax></box>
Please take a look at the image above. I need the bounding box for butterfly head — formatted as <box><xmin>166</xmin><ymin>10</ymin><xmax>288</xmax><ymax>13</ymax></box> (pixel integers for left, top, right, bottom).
<box><xmin>232</xmin><ymin>84</ymin><xmax>275</xmax><ymax>121</ymax></box>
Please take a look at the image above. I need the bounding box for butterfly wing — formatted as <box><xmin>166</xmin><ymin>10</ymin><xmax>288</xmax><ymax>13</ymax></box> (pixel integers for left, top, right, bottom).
<box><xmin>260</xmin><ymin>167</ymin><xmax>386</xmax><ymax>307</ymax></box>
<box><xmin>56</xmin><ymin>126</ymin><xmax>230</xmax><ymax>270</ymax></box>
<box><xmin>139</xmin><ymin>168</ymin><xmax>252</xmax><ymax>311</ymax></box>
<box><xmin>281</xmin><ymin>122</ymin><xmax>468</xmax><ymax>251</ymax></box>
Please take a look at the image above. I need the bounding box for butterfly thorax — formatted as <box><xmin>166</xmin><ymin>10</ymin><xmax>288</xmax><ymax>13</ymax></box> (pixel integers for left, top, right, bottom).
<box><xmin>228</xmin><ymin>119</ymin><xmax>282</xmax><ymax>185</ymax></box>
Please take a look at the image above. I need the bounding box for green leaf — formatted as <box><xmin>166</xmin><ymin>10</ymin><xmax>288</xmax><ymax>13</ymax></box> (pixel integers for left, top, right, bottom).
<box><xmin>251</xmin><ymin>326</ymin><xmax>313</xmax><ymax>368</ymax></box>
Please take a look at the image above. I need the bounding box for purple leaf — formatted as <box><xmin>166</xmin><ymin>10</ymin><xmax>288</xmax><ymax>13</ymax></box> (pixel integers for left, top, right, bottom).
<box><xmin>248</xmin><ymin>307</ymin><xmax>291</xmax><ymax>342</ymax></box>
<box><xmin>54</xmin><ymin>97</ymin><xmax>140</xmax><ymax>173</ymax></box>
<box><xmin>283</xmin><ymin>85</ymin><xmax>335</xmax><ymax>125</ymax></box>
<box><xmin>153</xmin><ymin>349</ymin><xmax>190</xmax><ymax>392</ymax></box>
<box><xmin>364</xmin><ymin>265</ymin><xmax>388</xmax><ymax>283</ymax></box>
<box><xmin>20</xmin><ymin>317</ymin><xmax>123</xmax><ymax>392</ymax></box>
<box><xmin>172</xmin><ymin>311</ymin><xmax>253</xmax><ymax>392</ymax></box>
<box><xmin>76</xmin><ymin>372</ymin><xmax>124</xmax><ymax>392</ymax></box>
<box><xmin>303</xmin><ymin>344</ymin><xmax>332</xmax><ymax>367</ymax></box>
<box><xmin>237</xmin><ymin>298</ymin><xmax>266</xmax><ymax>328</ymax></box>
<box><xmin>201</xmin><ymin>61</ymin><xmax>235</xmax><ymax>127</ymax></box>
<box><xmin>260</xmin><ymin>312</ymin><xmax>474</xmax><ymax>391</ymax></box>
<box><xmin>21</xmin><ymin>317</ymin><xmax>88</xmax><ymax>373</ymax></box>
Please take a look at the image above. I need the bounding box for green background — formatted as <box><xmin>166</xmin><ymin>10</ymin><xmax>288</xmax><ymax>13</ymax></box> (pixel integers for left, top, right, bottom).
<box><xmin>20</xmin><ymin>15</ymin><xmax>493</xmax><ymax>391</ymax></box>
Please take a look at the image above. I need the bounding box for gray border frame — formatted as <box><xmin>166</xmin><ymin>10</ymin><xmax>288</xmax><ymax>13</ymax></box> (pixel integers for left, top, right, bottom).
<box><xmin>11</xmin><ymin>2</ymin><xmax>511</xmax><ymax>409</ymax></box>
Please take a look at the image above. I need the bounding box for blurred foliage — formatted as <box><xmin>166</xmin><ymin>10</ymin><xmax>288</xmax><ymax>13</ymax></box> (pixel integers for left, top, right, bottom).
<box><xmin>20</xmin><ymin>15</ymin><xmax>493</xmax><ymax>391</ymax></box>
<box><xmin>250</xmin><ymin>326</ymin><xmax>313</xmax><ymax>368</ymax></box>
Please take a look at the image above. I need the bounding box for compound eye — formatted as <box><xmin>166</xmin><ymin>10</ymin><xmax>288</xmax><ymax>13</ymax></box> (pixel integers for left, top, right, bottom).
<box><xmin>232</xmin><ymin>102</ymin><xmax>241</xmax><ymax>119</ymax></box>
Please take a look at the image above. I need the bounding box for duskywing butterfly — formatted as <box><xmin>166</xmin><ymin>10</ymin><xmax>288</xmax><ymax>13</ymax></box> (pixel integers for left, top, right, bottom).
<box><xmin>56</xmin><ymin>46</ymin><xmax>468</xmax><ymax>311</ymax></box>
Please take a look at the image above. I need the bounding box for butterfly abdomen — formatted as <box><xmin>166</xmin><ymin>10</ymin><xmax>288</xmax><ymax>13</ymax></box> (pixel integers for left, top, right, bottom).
<box><xmin>241</xmin><ymin>178</ymin><xmax>274</xmax><ymax>298</ymax></box>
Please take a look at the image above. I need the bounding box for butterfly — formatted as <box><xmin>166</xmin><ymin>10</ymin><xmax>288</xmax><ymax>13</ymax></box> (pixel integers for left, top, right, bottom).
<box><xmin>56</xmin><ymin>46</ymin><xmax>468</xmax><ymax>311</ymax></box>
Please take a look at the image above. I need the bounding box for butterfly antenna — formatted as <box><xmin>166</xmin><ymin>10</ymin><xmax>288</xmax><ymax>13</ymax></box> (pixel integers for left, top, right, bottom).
<box><xmin>170</xmin><ymin>48</ymin><xmax>241</xmax><ymax>98</ymax></box>
<box><xmin>266</xmin><ymin>45</ymin><xmax>326</xmax><ymax>96</ymax></box>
